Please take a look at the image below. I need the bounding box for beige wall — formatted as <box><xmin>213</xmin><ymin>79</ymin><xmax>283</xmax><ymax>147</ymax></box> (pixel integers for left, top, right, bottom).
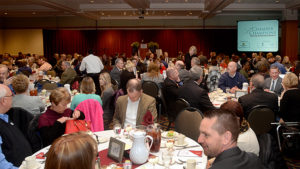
<box><xmin>1</xmin><ymin>29</ymin><xmax>43</xmax><ymax>56</ymax></box>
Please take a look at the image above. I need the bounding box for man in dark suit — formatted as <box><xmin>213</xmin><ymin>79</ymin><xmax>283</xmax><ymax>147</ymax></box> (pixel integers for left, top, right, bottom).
<box><xmin>175</xmin><ymin>60</ymin><xmax>190</xmax><ymax>83</ymax></box>
<box><xmin>198</xmin><ymin>109</ymin><xmax>265</xmax><ymax>169</ymax></box>
<box><xmin>163</xmin><ymin>68</ymin><xmax>182</xmax><ymax>116</ymax></box>
<box><xmin>263</xmin><ymin>65</ymin><xmax>283</xmax><ymax>96</ymax></box>
<box><xmin>239</xmin><ymin>74</ymin><xmax>279</xmax><ymax>118</ymax></box>
<box><xmin>110</xmin><ymin>58</ymin><xmax>124</xmax><ymax>84</ymax></box>
<box><xmin>178</xmin><ymin>66</ymin><xmax>214</xmax><ymax>114</ymax></box>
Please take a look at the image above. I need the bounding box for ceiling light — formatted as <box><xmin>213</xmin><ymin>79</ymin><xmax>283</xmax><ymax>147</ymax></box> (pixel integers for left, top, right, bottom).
<box><xmin>168</xmin><ymin>12</ymin><xmax>171</xmax><ymax>15</ymax></box>
<box><xmin>101</xmin><ymin>12</ymin><xmax>105</xmax><ymax>15</ymax></box>
<box><xmin>4</xmin><ymin>12</ymin><xmax>7</xmax><ymax>15</ymax></box>
<box><xmin>32</xmin><ymin>12</ymin><xmax>36</xmax><ymax>15</ymax></box>
<box><xmin>109</xmin><ymin>0</ymin><xmax>113</xmax><ymax>3</ymax></box>
<box><xmin>189</xmin><ymin>12</ymin><xmax>193</xmax><ymax>15</ymax></box>
<box><xmin>185</xmin><ymin>0</ymin><xmax>188</xmax><ymax>2</ymax></box>
<box><xmin>90</xmin><ymin>0</ymin><xmax>94</xmax><ymax>3</ymax></box>
<box><xmin>275</xmin><ymin>0</ymin><xmax>279</xmax><ymax>3</ymax></box>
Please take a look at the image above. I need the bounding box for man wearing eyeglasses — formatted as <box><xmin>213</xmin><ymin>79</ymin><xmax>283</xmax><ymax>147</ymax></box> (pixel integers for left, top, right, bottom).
<box><xmin>0</xmin><ymin>64</ymin><xmax>14</xmax><ymax>94</ymax></box>
<box><xmin>0</xmin><ymin>84</ymin><xmax>32</xmax><ymax>168</ymax></box>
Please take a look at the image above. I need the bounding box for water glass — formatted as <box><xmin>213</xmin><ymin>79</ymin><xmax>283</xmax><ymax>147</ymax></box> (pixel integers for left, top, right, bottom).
<box><xmin>113</xmin><ymin>124</ymin><xmax>121</xmax><ymax>138</ymax></box>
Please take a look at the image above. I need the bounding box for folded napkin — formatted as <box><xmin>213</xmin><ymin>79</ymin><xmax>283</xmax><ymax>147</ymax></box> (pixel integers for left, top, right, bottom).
<box><xmin>189</xmin><ymin>150</ymin><xmax>202</xmax><ymax>157</ymax></box>
<box><xmin>178</xmin><ymin>150</ymin><xmax>202</xmax><ymax>157</ymax></box>
<box><xmin>141</xmin><ymin>110</ymin><xmax>153</xmax><ymax>126</ymax></box>
<box><xmin>35</xmin><ymin>152</ymin><xmax>45</xmax><ymax>159</ymax></box>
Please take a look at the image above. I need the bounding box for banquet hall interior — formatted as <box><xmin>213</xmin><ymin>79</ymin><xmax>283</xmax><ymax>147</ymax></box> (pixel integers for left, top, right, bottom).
<box><xmin>0</xmin><ymin>0</ymin><xmax>300</xmax><ymax>169</ymax></box>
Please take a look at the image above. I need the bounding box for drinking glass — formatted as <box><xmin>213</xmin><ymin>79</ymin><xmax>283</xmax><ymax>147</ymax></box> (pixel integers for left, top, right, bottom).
<box><xmin>162</xmin><ymin>151</ymin><xmax>173</xmax><ymax>169</ymax></box>
<box><xmin>148</xmin><ymin>156</ymin><xmax>158</xmax><ymax>169</ymax></box>
<box><xmin>225</xmin><ymin>87</ymin><xmax>230</xmax><ymax>94</ymax></box>
<box><xmin>146</xmin><ymin>123</ymin><xmax>161</xmax><ymax>153</ymax></box>
<box><xmin>113</xmin><ymin>124</ymin><xmax>121</xmax><ymax>138</ymax></box>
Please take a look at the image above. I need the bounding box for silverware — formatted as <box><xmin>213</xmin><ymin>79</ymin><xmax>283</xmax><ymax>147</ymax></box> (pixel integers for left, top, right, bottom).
<box><xmin>175</xmin><ymin>145</ymin><xmax>200</xmax><ymax>150</ymax></box>
<box><xmin>178</xmin><ymin>159</ymin><xmax>202</xmax><ymax>164</ymax></box>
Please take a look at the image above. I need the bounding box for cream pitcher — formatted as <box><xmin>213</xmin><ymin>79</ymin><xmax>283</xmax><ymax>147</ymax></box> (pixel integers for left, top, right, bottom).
<box><xmin>129</xmin><ymin>130</ymin><xmax>153</xmax><ymax>164</ymax></box>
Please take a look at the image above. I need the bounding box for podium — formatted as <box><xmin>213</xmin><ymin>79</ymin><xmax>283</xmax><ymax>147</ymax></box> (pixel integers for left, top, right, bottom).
<box><xmin>139</xmin><ymin>43</ymin><xmax>148</xmax><ymax>60</ymax></box>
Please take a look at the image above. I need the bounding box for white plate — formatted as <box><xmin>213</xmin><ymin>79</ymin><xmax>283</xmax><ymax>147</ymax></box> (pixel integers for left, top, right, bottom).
<box><xmin>98</xmin><ymin>137</ymin><xmax>109</xmax><ymax>143</ymax></box>
<box><xmin>157</xmin><ymin>158</ymin><xmax>176</xmax><ymax>166</ymax></box>
<box><xmin>161</xmin><ymin>131</ymin><xmax>179</xmax><ymax>139</ymax></box>
<box><xmin>174</xmin><ymin>141</ymin><xmax>188</xmax><ymax>147</ymax></box>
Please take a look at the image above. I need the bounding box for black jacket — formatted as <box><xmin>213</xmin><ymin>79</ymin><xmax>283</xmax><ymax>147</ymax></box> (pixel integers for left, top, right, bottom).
<box><xmin>163</xmin><ymin>77</ymin><xmax>180</xmax><ymax>113</ymax></box>
<box><xmin>211</xmin><ymin>147</ymin><xmax>266</xmax><ymax>169</ymax></box>
<box><xmin>238</xmin><ymin>88</ymin><xmax>279</xmax><ymax>118</ymax></box>
<box><xmin>279</xmin><ymin>88</ymin><xmax>300</xmax><ymax>122</ymax></box>
<box><xmin>178</xmin><ymin>80</ymin><xmax>214</xmax><ymax>113</ymax></box>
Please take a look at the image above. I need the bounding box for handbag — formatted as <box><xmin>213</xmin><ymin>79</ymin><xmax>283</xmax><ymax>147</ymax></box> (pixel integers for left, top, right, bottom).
<box><xmin>65</xmin><ymin>120</ymin><xmax>91</xmax><ymax>134</ymax></box>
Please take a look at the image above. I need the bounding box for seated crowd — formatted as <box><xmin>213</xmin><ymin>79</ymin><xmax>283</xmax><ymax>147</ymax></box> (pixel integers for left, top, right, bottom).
<box><xmin>0</xmin><ymin>47</ymin><xmax>300</xmax><ymax>169</ymax></box>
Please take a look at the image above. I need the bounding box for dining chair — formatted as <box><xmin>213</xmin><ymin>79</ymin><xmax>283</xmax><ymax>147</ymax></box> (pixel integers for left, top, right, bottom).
<box><xmin>167</xmin><ymin>98</ymin><xmax>190</xmax><ymax>130</ymax></box>
<box><xmin>247</xmin><ymin>105</ymin><xmax>275</xmax><ymax>135</ymax></box>
<box><xmin>175</xmin><ymin>107</ymin><xmax>203</xmax><ymax>142</ymax></box>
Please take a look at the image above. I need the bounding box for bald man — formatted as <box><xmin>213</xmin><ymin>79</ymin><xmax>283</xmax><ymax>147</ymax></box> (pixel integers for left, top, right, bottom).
<box><xmin>218</xmin><ymin>62</ymin><xmax>247</xmax><ymax>93</ymax></box>
<box><xmin>0</xmin><ymin>84</ymin><xmax>32</xmax><ymax>168</ymax></box>
<box><xmin>112</xmin><ymin>79</ymin><xmax>157</xmax><ymax>128</ymax></box>
<box><xmin>175</xmin><ymin>61</ymin><xmax>191</xmax><ymax>83</ymax></box>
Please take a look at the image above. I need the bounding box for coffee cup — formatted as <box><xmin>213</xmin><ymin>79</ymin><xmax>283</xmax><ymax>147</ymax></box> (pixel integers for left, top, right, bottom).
<box><xmin>186</xmin><ymin>159</ymin><xmax>196</xmax><ymax>169</ymax></box>
<box><xmin>177</xmin><ymin>134</ymin><xmax>185</xmax><ymax>145</ymax></box>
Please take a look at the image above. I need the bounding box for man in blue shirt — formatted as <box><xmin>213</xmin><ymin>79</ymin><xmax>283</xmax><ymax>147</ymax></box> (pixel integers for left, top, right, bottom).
<box><xmin>218</xmin><ymin>62</ymin><xmax>247</xmax><ymax>93</ymax></box>
<box><xmin>271</xmin><ymin>55</ymin><xmax>286</xmax><ymax>74</ymax></box>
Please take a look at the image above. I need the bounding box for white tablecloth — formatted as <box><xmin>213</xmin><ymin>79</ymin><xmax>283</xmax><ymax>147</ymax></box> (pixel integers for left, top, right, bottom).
<box><xmin>25</xmin><ymin>130</ymin><xmax>207</xmax><ymax>169</ymax></box>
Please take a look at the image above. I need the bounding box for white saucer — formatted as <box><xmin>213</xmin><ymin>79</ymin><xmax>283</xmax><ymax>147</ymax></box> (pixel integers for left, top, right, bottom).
<box><xmin>161</xmin><ymin>131</ymin><xmax>179</xmax><ymax>139</ymax></box>
<box><xmin>98</xmin><ymin>137</ymin><xmax>109</xmax><ymax>143</ymax></box>
<box><xmin>157</xmin><ymin>158</ymin><xmax>176</xmax><ymax>166</ymax></box>
<box><xmin>174</xmin><ymin>141</ymin><xmax>188</xmax><ymax>147</ymax></box>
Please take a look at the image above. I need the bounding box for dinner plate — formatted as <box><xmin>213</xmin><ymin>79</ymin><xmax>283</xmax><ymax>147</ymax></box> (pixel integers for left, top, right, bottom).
<box><xmin>174</xmin><ymin>141</ymin><xmax>188</xmax><ymax>147</ymax></box>
<box><xmin>157</xmin><ymin>158</ymin><xmax>176</xmax><ymax>166</ymax></box>
<box><xmin>98</xmin><ymin>137</ymin><xmax>109</xmax><ymax>143</ymax></box>
<box><xmin>161</xmin><ymin>131</ymin><xmax>179</xmax><ymax>139</ymax></box>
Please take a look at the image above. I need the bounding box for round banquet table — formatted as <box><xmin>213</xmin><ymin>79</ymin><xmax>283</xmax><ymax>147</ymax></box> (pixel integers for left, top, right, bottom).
<box><xmin>21</xmin><ymin>130</ymin><xmax>207</xmax><ymax>169</ymax></box>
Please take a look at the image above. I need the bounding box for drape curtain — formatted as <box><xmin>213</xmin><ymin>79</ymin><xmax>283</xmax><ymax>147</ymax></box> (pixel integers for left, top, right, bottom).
<box><xmin>43</xmin><ymin>29</ymin><xmax>237</xmax><ymax>59</ymax></box>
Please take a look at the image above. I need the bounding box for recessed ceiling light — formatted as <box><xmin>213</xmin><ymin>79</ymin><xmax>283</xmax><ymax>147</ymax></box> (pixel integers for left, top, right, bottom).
<box><xmin>32</xmin><ymin>12</ymin><xmax>36</xmax><ymax>15</ymax></box>
<box><xmin>4</xmin><ymin>12</ymin><xmax>7</xmax><ymax>15</ymax></box>
<box><xmin>90</xmin><ymin>0</ymin><xmax>94</xmax><ymax>3</ymax></box>
<box><xmin>101</xmin><ymin>12</ymin><xmax>105</xmax><ymax>15</ymax></box>
<box><xmin>275</xmin><ymin>0</ymin><xmax>279</xmax><ymax>3</ymax></box>
<box><xmin>185</xmin><ymin>0</ymin><xmax>188</xmax><ymax>2</ymax></box>
<box><xmin>168</xmin><ymin>12</ymin><xmax>171</xmax><ymax>15</ymax></box>
<box><xmin>189</xmin><ymin>12</ymin><xmax>193</xmax><ymax>15</ymax></box>
<box><xmin>109</xmin><ymin>0</ymin><xmax>113</xmax><ymax>3</ymax></box>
